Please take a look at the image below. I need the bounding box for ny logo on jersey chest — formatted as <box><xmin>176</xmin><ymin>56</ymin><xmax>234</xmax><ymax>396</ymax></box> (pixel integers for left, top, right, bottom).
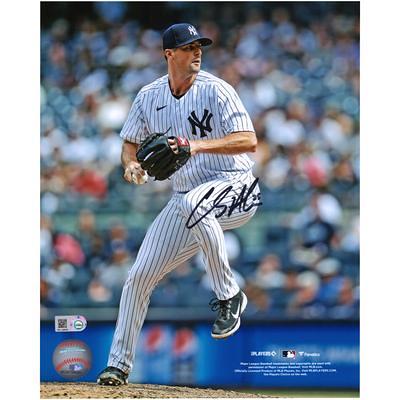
<box><xmin>188</xmin><ymin>109</ymin><xmax>213</xmax><ymax>138</ymax></box>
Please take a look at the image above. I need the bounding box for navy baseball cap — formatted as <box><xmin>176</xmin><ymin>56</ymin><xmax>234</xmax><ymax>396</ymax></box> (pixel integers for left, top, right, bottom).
<box><xmin>162</xmin><ymin>23</ymin><xmax>213</xmax><ymax>50</ymax></box>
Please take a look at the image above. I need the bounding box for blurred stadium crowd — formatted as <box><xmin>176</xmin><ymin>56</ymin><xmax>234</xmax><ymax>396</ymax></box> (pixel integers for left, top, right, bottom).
<box><xmin>40</xmin><ymin>2</ymin><xmax>359</xmax><ymax>320</ymax></box>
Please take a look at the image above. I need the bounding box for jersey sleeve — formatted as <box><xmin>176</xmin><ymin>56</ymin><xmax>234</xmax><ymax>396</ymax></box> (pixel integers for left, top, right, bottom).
<box><xmin>119</xmin><ymin>90</ymin><xmax>147</xmax><ymax>143</ymax></box>
<box><xmin>217</xmin><ymin>81</ymin><xmax>255</xmax><ymax>135</ymax></box>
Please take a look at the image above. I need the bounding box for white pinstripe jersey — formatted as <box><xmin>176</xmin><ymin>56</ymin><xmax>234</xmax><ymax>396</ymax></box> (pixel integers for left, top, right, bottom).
<box><xmin>120</xmin><ymin>70</ymin><xmax>255</xmax><ymax>192</ymax></box>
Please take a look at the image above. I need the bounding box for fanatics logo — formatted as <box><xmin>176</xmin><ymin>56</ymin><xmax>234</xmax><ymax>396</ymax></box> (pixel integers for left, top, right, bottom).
<box><xmin>188</xmin><ymin>25</ymin><xmax>198</xmax><ymax>36</ymax></box>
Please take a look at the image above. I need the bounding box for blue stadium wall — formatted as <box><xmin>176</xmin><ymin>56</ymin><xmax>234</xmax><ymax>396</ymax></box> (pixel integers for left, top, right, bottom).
<box><xmin>41</xmin><ymin>321</ymin><xmax>359</xmax><ymax>389</ymax></box>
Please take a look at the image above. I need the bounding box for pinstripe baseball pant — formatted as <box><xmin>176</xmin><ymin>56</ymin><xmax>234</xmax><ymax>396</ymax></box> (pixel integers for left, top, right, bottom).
<box><xmin>107</xmin><ymin>171</ymin><xmax>260</xmax><ymax>373</ymax></box>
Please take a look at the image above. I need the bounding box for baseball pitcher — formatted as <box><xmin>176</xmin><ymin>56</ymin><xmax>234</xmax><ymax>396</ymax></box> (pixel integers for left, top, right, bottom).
<box><xmin>97</xmin><ymin>22</ymin><xmax>262</xmax><ymax>386</ymax></box>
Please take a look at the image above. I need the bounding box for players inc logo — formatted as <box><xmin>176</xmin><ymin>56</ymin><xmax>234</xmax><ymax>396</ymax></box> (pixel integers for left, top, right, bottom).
<box><xmin>250</xmin><ymin>350</ymin><xmax>277</xmax><ymax>357</ymax></box>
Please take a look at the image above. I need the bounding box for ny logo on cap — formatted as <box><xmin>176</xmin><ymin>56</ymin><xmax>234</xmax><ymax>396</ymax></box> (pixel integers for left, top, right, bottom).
<box><xmin>188</xmin><ymin>25</ymin><xmax>198</xmax><ymax>36</ymax></box>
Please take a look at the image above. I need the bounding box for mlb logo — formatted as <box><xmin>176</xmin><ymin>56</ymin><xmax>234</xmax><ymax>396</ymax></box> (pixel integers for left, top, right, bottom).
<box><xmin>69</xmin><ymin>363</ymin><xmax>83</xmax><ymax>371</ymax></box>
<box><xmin>282</xmin><ymin>350</ymin><xmax>296</xmax><ymax>358</ymax></box>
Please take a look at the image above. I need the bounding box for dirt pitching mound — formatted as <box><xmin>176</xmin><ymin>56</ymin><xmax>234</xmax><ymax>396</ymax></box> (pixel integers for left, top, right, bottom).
<box><xmin>40</xmin><ymin>382</ymin><xmax>276</xmax><ymax>398</ymax></box>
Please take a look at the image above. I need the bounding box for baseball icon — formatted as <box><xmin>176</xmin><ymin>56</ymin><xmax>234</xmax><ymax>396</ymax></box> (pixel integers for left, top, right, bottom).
<box><xmin>52</xmin><ymin>340</ymin><xmax>92</xmax><ymax>379</ymax></box>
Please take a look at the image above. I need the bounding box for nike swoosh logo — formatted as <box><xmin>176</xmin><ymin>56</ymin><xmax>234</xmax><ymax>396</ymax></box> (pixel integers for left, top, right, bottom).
<box><xmin>156</xmin><ymin>105</ymin><xmax>167</xmax><ymax>111</ymax></box>
<box><xmin>231</xmin><ymin>308</ymin><xmax>240</xmax><ymax>319</ymax></box>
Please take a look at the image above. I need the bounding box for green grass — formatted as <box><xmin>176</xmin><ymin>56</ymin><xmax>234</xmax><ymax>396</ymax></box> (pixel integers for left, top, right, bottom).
<box><xmin>238</xmin><ymin>389</ymin><xmax>359</xmax><ymax>398</ymax></box>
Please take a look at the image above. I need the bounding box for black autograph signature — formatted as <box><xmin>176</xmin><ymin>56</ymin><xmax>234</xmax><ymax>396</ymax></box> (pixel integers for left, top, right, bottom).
<box><xmin>185</xmin><ymin>178</ymin><xmax>263</xmax><ymax>229</ymax></box>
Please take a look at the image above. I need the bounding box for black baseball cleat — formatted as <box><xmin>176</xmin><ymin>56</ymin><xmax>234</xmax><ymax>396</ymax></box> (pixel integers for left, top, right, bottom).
<box><xmin>209</xmin><ymin>290</ymin><xmax>248</xmax><ymax>339</ymax></box>
<box><xmin>97</xmin><ymin>366</ymin><xmax>128</xmax><ymax>386</ymax></box>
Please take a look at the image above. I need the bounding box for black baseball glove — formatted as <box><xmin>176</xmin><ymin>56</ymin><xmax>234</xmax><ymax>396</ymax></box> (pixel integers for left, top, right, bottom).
<box><xmin>136</xmin><ymin>133</ymin><xmax>191</xmax><ymax>181</ymax></box>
